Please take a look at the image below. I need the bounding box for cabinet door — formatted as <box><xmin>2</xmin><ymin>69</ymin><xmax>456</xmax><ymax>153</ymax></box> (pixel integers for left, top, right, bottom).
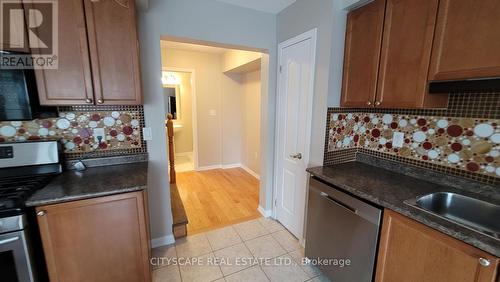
<box><xmin>84</xmin><ymin>0</ymin><xmax>142</xmax><ymax>105</ymax></box>
<box><xmin>36</xmin><ymin>192</ymin><xmax>151</xmax><ymax>282</ymax></box>
<box><xmin>429</xmin><ymin>0</ymin><xmax>500</xmax><ymax>81</ymax></box>
<box><xmin>341</xmin><ymin>0</ymin><xmax>385</xmax><ymax>108</ymax></box>
<box><xmin>376</xmin><ymin>0</ymin><xmax>447</xmax><ymax>108</ymax></box>
<box><xmin>376</xmin><ymin>210</ymin><xmax>499</xmax><ymax>282</ymax></box>
<box><xmin>32</xmin><ymin>0</ymin><xmax>94</xmax><ymax>105</ymax></box>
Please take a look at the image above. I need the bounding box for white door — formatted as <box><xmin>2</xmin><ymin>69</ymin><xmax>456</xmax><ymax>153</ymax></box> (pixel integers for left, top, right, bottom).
<box><xmin>274</xmin><ymin>29</ymin><xmax>317</xmax><ymax>239</ymax></box>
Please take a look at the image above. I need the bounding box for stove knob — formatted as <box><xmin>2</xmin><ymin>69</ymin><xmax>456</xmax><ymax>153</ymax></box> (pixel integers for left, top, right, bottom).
<box><xmin>36</xmin><ymin>210</ymin><xmax>47</xmax><ymax>216</ymax></box>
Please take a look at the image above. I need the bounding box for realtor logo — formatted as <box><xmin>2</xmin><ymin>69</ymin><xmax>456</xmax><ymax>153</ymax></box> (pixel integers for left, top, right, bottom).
<box><xmin>0</xmin><ymin>0</ymin><xmax>58</xmax><ymax>69</ymax></box>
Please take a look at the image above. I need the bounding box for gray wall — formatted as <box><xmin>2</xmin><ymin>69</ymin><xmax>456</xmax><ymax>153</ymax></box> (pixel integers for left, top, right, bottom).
<box><xmin>137</xmin><ymin>0</ymin><xmax>277</xmax><ymax>242</ymax></box>
<box><xmin>277</xmin><ymin>0</ymin><xmax>347</xmax><ymax>166</ymax></box>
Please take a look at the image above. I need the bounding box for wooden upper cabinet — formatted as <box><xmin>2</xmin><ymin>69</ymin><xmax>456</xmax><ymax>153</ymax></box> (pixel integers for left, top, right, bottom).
<box><xmin>340</xmin><ymin>0</ymin><xmax>385</xmax><ymax>107</ymax></box>
<box><xmin>429</xmin><ymin>0</ymin><xmax>500</xmax><ymax>81</ymax></box>
<box><xmin>34</xmin><ymin>0</ymin><xmax>94</xmax><ymax>105</ymax></box>
<box><xmin>36</xmin><ymin>191</ymin><xmax>151</xmax><ymax>282</ymax></box>
<box><xmin>376</xmin><ymin>210</ymin><xmax>499</xmax><ymax>282</ymax></box>
<box><xmin>84</xmin><ymin>0</ymin><xmax>142</xmax><ymax>105</ymax></box>
<box><xmin>376</xmin><ymin>0</ymin><xmax>447</xmax><ymax>108</ymax></box>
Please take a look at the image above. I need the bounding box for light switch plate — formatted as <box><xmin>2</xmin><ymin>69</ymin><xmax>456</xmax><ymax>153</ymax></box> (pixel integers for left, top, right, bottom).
<box><xmin>93</xmin><ymin>128</ymin><xmax>105</xmax><ymax>143</ymax></box>
<box><xmin>393</xmin><ymin>132</ymin><xmax>405</xmax><ymax>148</ymax></box>
<box><xmin>209</xmin><ymin>109</ymin><xmax>217</xmax><ymax>116</ymax></box>
<box><xmin>142</xmin><ymin>127</ymin><xmax>152</xmax><ymax>141</ymax></box>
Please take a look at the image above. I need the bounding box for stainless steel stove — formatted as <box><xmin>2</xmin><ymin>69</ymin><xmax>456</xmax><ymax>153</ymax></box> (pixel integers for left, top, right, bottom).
<box><xmin>0</xmin><ymin>141</ymin><xmax>61</xmax><ymax>282</ymax></box>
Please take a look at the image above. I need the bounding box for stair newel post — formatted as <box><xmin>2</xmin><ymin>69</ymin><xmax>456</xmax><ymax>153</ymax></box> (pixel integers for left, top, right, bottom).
<box><xmin>167</xmin><ymin>114</ymin><xmax>176</xmax><ymax>184</ymax></box>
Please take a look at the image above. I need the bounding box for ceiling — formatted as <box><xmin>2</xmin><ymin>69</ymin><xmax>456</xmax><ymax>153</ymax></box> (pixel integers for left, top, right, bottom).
<box><xmin>215</xmin><ymin>0</ymin><xmax>297</xmax><ymax>14</ymax></box>
<box><xmin>160</xmin><ymin>41</ymin><xmax>229</xmax><ymax>54</ymax></box>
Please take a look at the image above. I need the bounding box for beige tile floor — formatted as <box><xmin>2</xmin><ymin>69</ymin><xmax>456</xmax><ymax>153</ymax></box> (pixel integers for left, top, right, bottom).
<box><xmin>151</xmin><ymin>218</ymin><xmax>331</xmax><ymax>282</ymax></box>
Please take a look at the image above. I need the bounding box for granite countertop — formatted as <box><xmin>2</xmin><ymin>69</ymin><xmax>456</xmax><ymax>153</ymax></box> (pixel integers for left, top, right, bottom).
<box><xmin>307</xmin><ymin>160</ymin><xmax>500</xmax><ymax>257</ymax></box>
<box><xmin>26</xmin><ymin>161</ymin><xmax>148</xmax><ymax>207</ymax></box>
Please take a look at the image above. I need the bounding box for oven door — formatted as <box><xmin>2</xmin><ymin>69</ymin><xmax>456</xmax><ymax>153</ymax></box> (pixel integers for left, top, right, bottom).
<box><xmin>0</xmin><ymin>231</ymin><xmax>35</xmax><ymax>282</ymax></box>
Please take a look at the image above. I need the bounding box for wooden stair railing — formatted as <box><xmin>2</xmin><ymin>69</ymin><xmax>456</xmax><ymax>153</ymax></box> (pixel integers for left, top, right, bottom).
<box><xmin>166</xmin><ymin>114</ymin><xmax>188</xmax><ymax>238</ymax></box>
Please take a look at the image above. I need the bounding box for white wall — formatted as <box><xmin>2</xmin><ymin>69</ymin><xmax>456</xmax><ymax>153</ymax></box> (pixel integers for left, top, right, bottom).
<box><xmin>241</xmin><ymin>70</ymin><xmax>261</xmax><ymax>175</ymax></box>
<box><xmin>223</xmin><ymin>50</ymin><xmax>262</xmax><ymax>72</ymax></box>
<box><xmin>162</xmin><ymin>47</ymin><xmax>260</xmax><ymax>169</ymax></box>
<box><xmin>161</xmin><ymin>48</ymin><xmax>224</xmax><ymax>167</ymax></box>
<box><xmin>277</xmin><ymin>0</ymin><xmax>335</xmax><ymax>167</ymax></box>
<box><xmin>328</xmin><ymin>1</ymin><xmax>348</xmax><ymax>107</ymax></box>
<box><xmin>221</xmin><ymin>73</ymin><xmax>243</xmax><ymax>166</ymax></box>
<box><xmin>138</xmin><ymin>0</ymin><xmax>276</xmax><ymax>243</ymax></box>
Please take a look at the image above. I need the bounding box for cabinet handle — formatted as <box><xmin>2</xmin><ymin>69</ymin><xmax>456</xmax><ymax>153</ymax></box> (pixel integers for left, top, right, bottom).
<box><xmin>85</xmin><ymin>98</ymin><xmax>93</xmax><ymax>104</ymax></box>
<box><xmin>97</xmin><ymin>99</ymin><xmax>104</xmax><ymax>104</ymax></box>
<box><xmin>36</xmin><ymin>210</ymin><xmax>47</xmax><ymax>216</ymax></box>
<box><xmin>374</xmin><ymin>101</ymin><xmax>381</xmax><ymax>106</ymax></box>
<box><xmin>479</xmin><ymin>258</ymin><xmax>491</xmax><ymax>267</ymax></box>
<box><xmin>366</xmin><ymin>101</ymin><xmax>372</xmax><ymax>106</ymax></box>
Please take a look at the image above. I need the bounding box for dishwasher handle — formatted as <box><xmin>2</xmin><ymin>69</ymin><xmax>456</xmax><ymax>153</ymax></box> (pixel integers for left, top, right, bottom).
<box><xmin>310</xmin><ymin>177</ymin><xmax>382</xmax><ymax>226</ymax></box>
<box><xmin>320</xmin><ymin>192</ymin><xmax>357</xmax><ymax>214</ymax></box>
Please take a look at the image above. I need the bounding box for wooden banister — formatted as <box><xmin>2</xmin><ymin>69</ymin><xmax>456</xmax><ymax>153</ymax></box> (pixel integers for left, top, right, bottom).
<box><xmin>166</xmin><ymin>114</ymin><xmax>176</xmax><ymax>184</ymax></box>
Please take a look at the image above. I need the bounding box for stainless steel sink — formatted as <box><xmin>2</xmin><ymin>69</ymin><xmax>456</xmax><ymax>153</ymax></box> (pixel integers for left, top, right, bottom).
<box><xmin>405</xmin><ymin>192</ymin><xmax>500</xmax><ymax>240</ymax></box>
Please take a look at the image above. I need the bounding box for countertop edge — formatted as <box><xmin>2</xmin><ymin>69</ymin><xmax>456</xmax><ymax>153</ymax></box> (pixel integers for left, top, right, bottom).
<box><xmin>26</xmin><ymin>185</ymin><xmax>147</xmax><ymax>207</ymax></box>
<box><xmin>306</xmin><ymin>166</ymin><xmax>500</xmax><ymax>257</ymax></box>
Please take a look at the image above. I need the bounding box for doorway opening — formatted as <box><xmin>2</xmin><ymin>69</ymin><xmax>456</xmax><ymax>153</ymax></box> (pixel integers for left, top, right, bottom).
<box><xmin>160</xmin><ymin>39</ymin><xmax>267</xmax><ymax>235</ymax></box>
<box><xmin>162</xmin><ymin>69</ymin><xmax>196</xmax><ymax>172</ymax></box>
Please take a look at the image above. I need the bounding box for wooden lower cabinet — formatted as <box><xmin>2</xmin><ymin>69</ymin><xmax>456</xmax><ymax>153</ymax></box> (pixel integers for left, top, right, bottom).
<box><xmin>376</xmin><ymin>209</ymin><xmax>499</xmax><ymax>282</ymax></box>
<box><xmin>36</xmin><ymin>191</ymin><xmax>151</xmax><ymax>282</ymax></box>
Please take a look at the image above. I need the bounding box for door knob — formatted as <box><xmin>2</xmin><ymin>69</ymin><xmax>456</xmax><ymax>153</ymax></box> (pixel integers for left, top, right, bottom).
<box><xmin>97</xmin><ymin>99</ymin><xmax>104</xmax><ymax>104</ymax></box>
<box><xmin>366</xmin><ymin>101</ymin><xmax>372</xmax><ymax>106</ymax></box>
<box><xmin>85</xmin><ymin>98</ymin><xmax>93</xmax><ymax>104</ymax></box>
<box><xmin>374</xmin><ymin>101</ymin><xmax>381</xmax><ymax>106</ymax></box>
<box><xmin>289</xmin><ymin>153</ymin><xmax>302</xmax><ymax>160</ymax></box>
<box><xmin>479</xmin><ymin>258</ymin><xmax>491</xmax><ymax>267</ymax></box>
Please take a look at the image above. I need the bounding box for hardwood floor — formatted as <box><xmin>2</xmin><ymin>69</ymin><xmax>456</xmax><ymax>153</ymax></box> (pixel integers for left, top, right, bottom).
<box><xmin>176</xmin><ymin>168</ymin><xmax>261</xmax><ymax>234</ymax></box>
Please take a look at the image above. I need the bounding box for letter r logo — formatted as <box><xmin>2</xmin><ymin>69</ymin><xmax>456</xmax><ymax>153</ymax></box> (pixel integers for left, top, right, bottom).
<box><xmin>1</xmin><ymin>0</ymin><xmax>57</xmax><ymax>54</ymax></box>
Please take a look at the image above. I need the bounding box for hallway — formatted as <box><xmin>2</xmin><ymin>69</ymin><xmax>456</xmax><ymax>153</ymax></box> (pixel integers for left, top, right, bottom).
<box><xmin>177</xmin><ymin>168</ymin><xmax>261</xmax><ymax>234</ymax></box>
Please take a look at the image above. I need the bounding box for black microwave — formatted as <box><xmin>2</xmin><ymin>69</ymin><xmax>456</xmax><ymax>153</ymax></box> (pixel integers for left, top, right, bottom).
<box><xmin>0</xmin><ymin>52</ymin><xmax>57</xmax><ymax>121</ymax></box>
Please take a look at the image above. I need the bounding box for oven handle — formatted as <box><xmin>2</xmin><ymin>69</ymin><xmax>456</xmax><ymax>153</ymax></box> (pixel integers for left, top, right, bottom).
<box><xmin>0</xmin><ymin>236</ymin><xmax>19</xmax><ymax>245</ymax></box>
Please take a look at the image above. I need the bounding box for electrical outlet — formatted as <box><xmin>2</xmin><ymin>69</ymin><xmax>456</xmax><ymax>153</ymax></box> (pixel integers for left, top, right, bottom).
<box><xmin>93</xmin><ymin>128</ymin><xmax>105</xmax><ymax>143</ymax></box>
<box><xmin>393</xmin><ymin>132</ymin><xmax>405</xmax><ymax>148</ymax></box>
<box><xmin>142</xmin><ymin>127</ymin><xmax>152</xmax><ymax>141</ymax></box>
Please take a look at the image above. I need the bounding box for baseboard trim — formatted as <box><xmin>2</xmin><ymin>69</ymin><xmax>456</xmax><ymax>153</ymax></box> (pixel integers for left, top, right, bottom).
<box><xmin>175</xmin><ymin>151</ymin><xmax>193</xmax><ymax>157</ymax></box>
<box><xmin>240</xmin><ymin>164</ymin><xmax>260</xmax><ymax>180</ymax></box>
<box><xmin>299</xmin><ymin>237</ymin><xmax>306</xmax><ymax>248</ymax></box>
<box><xmin>221</xmin><ymin>163</ymin><xmax>241</xmax><ymax>169</ymax></box>
<box><xmin>196</xmin><ymin>165</ymin><xmax>221</xmax><ymax>171</ymax></box>
<box><xmin>151</xmin><ymin>235</ymin><xmax>175</xmax><ymax>248</ymax></box>
<box><xmin>258</xmin><ymin>205</ymin><xmax>272</xmax><ymax>218</ymax></box>
<box><xmin>196</xmin><ymin>163</ymin><xmax>260</xmax><ymax>179</ymax></box>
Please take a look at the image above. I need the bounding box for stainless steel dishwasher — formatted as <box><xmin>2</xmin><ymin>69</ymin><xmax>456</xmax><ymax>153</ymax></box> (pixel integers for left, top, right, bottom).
<box><xmin>305</xmin><ymin>177</ymin><xmax>382</xmax><ymax>282</ymax></box>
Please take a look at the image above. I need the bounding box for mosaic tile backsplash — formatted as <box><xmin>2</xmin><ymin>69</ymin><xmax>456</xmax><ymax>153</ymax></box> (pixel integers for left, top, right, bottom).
<box><xmin>327</xmin><ymin>112</ymin><xmax>500</xmax><ymax>179</ymax></box>
<box><xmin>0</xmin><ymin>106</ymin><xmax>146</xmax><ymax>159</ymax></box>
